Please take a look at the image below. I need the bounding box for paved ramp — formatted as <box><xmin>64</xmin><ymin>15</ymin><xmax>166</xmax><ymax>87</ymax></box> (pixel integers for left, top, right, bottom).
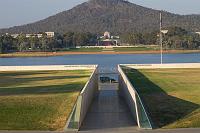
<box><xmin>80</xmin><ymin>90</ymin><xmax>137</xmax><ymax>131</ymax></box>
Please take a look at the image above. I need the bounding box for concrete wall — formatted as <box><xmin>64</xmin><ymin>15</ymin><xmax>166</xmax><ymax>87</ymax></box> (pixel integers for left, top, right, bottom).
<box><xmin>118</xmin><ymin>65</ymin><xmax>153</xmax><ymax>129</ymax></box>
<box><xmin>65</xmin><ymin>66</ymin><xmax>98</xmax><ymax>131</ymax></box>
<box><xmin>121</xmin><ymin>63</ymin><xmax>200</xmax><ymax>69</ymax></box>
<box><xmin>0</xmin><ymin>65</ymin><xmax>97</xmax><ymax>71</ymax></box>
<box><xmin>79</xmin><ymin>68</ymin><xmax>98</xmax><ymax>127</ymax></box>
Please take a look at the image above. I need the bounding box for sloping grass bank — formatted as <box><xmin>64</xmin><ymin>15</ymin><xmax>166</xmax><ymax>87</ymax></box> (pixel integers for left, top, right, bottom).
<box><xmin>124</xmin><ymin>68</ymin><xmax>200</xmax><ymax>128</ymax></box>
<box><xmin>0</xmin><ymin>70</ymin><xmax>92</xmax><ymax>131</ymax></box>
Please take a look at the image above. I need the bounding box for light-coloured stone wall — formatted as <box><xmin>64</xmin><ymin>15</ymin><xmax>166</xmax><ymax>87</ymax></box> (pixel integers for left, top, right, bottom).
<box><xmin>79</xmin><ymin>68</ymin><xmax>98</xmax><ymax>127</ymax></box>
<box><xmin>0</xmin><ymin>65</ymin><xmax>97</xmax><ymax>71</ymax></box>
<box><xmin>118</xmin><ymin>65</ymin><xmax>153</xmax><ymax>129</ymax></box>
<box><xmin>121</xmin><ymin>63</ymin><xmax>200</xmax><ymax>69</ymax></box>
<box><xmin>65</xmin><ymin>66</ymin><xmax>98</xmax><ymax>131</ymax></box>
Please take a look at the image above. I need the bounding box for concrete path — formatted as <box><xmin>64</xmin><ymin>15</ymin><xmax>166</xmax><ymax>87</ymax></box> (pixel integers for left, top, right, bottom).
<box><xmin>79</xmin><ymin>128</ymin><xmax>200</xmax><ymax>133</ymax></box>
<box><xmin>1</xmin><ymin>128</ymin><xmax>200</xmax><ymax>133</ymax></box>
<box><xmin>80</xmin><ymin>90</ymin><xmax>137</xmax><ymax>131</ymax></box>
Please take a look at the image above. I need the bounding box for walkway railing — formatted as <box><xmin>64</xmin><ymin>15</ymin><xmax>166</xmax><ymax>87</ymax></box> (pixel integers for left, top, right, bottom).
<box><xmin>118</xmin><ymin>65</ymin><xmax>153</xmax><ymax>129</ymax></box>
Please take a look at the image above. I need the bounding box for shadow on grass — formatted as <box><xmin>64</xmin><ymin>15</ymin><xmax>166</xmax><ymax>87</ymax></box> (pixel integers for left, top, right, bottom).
<box><xmin>0</xmin><ymin>71</ymin><xmax>55</xmax><ymax>77</ymax></box>
<box><xmin>0</xmin><ymin>75</ymin><xmax>89</xmax><ymax>88</ymax></box>
<box><xmin>0</xmin><ymin>83</ymin><xmax>86</xmax><ymax>96</ymax></box>
<box><xmin>0</xmin><ymin>70</ymin><xmax>89</xmax><ymax>77</ymax></box>
<box><xmin>123</xmin><ymin>67</ymin><xmax>199</xmax><ymax>128</ymax></box>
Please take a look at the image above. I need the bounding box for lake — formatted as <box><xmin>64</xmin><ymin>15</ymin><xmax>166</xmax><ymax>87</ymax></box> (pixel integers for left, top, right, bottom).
<box><xmin>0</xmin><ymin>53</ymin><xmax>199</xmax><ymax>68</ymax></box>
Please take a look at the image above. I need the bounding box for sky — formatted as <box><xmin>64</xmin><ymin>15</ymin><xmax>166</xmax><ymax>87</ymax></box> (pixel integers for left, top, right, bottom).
<box><xmin>0</xmin><ymin>0</ymin><xmax>200</xmax><ymax>29</ymax></box>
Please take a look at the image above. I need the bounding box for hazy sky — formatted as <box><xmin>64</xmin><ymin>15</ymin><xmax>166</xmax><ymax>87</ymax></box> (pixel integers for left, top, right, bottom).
<box><xmin>0</xmin><ymin>0</ymin><xmax>200</xmax><ymax>28</ymax></box>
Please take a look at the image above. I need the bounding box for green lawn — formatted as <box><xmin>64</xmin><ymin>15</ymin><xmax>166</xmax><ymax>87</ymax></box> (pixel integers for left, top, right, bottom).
<box><xmin>0</xmin><ymin>70</ymin><xmax>92</xmax><ymax>131</ymax></box>
<box><xmin>124</xmin><ymin>68</ymin><xmax>200</xmax><ymax>128</ymax></box>
<box><xmin>114</xmin><ymin>46</ymin><xmax>158</xmax><ymax>52</ymax></box>
<box><xmin>63</xmin><ymin>47</ymin><xmax>103</xmax><ymax>52</ymax></box>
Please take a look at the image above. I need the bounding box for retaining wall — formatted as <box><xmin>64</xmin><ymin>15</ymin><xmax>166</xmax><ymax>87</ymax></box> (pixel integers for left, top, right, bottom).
<box><xmin>118</xmin><ymin>65</ymin><xmax>153</xmax><ymax>129</ymax></box>
<box><xmin>65</xmin><ymin>66</ymin><xmax>98</xmax><ymax>131</ymax></box>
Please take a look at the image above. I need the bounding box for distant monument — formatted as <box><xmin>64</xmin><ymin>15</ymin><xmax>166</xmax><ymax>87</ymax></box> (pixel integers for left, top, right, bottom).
<box><xmin>97</xmin><ymin>31</ymin><xmax>120</xmax><ymax>46</ymax></box>
<box><xmin>104</xmin><ymin>31</ymin><xmax>111</xmax><ymax>39</ymax></box>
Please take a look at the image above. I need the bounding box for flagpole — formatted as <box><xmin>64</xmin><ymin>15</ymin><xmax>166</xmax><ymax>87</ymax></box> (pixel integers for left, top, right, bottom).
<box><xmin>160</xmin><ymin>12</ymin><xmax>163</xmax><ymax>64</ymax></box>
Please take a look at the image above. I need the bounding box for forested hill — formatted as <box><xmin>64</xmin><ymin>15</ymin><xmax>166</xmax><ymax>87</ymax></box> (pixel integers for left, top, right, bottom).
<box><xmin>1</xmin><ymin>0</ymin><xmax>200</xmax><ymax>34</ymax></box>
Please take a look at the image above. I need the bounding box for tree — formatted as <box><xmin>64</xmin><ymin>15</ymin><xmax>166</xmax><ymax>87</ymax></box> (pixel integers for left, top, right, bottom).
<box><xmin>17</xmin><ymin>34</ymin><xmax>28</xmax><ymax>52</ymax></box>
<box><xmin>143</xmin><ymin>32</ymin><xmax>157</xmax><ymax>45</ymax></box>
<box><xmin>73</xmin><ymin>33</ymin><xmax>91</xmax><ymax>46</ymax></box>
<box><xmin>164</xmin><ymin>27</ymin><xmax>200</xmax><ymax>50</ymax></box>
<box><xmin>63</xmin><ymin>32</ymin><xmax>74</xmax><ymax>48</ymax></box>
<box><xmin>167</xmin><ymin>27</ymin><xmax>188</xmax><ymax>37</ymax></box>
<box><xmin>120</xmin><ymin>32</ymin><xmax>156</xmax><ymax>45</ymax></box>
<box><xmin>29</xmin><ymin>35</ymin><xmax>38</xmax><ymax>51</ymax></box>
<box><xmin>40</xmin><ymin>33</ymin><xmax>48</xmax><ymax>52</ymax></box>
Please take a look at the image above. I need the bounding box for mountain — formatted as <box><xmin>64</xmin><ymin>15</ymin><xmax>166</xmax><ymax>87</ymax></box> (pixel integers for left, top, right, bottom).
<box><xmin>1</xmin><ymin>0</ymin><xmax>200</xmax><ymax>34</ymax></box>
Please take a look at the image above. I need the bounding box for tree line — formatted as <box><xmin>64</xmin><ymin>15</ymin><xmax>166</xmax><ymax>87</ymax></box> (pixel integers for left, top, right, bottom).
<box><xmin>120</xmin><ymin>27</ymin><xmax>200</xmax><ymax>50</ymax></box>
<box><xmin>163</xmin><ymin>27</ymin><xmax>200</xmax><ymax>50</ymax></box>
<box><xmin>1</xmin><ymin>27</ymin><xmax>200</xmax><ymax>54</ymax></box>
<box><xmin>0</xmin><ymin>32</ymin><xmax>97</xmax><ymax>53</ymax></box>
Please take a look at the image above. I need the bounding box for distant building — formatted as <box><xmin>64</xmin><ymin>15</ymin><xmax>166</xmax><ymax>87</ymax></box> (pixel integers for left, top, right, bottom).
<box><xmin>195</xmin><ymin>32</ymin><xmax>200</xmax><ymax>35</ymax></box>
<box><xmin>11</xmin><ymin>34</ymin><xmax>19</xmax><ymax>38</ymax></box>
<box><xmin>26</xmin><ymin>34</ymin><xmax>32</xmax><ymax>38</ymax></box>
<box><xmin>104</xmin><ymin>31</ymin><xmax>111</xmax><ymax>39</ymax></box>
<box><xmin>157</xmin><ymin>30</ymin><xmax>169</xmax><ymax>37</ymax></box>
<box><xmin>45</xmin><ymin>32</ymin><xmax>55</xmax><ymax>38</ymax></box>
<box><xmin>98</xmin><ymin>31</ymin><xmax>120</xmax><ymax>46</ymax></box>
<box><xmin>7</xmin><ymin>32</ymin><xmax>55</xmax><ymax>39</ymax></box>
<box><xmin>161</xmin><ymin>30</ymin><xmax>168</xmax><ymax>34</ymax></box>
<box><xmin>37</xmin><ymin>34</ymin><xmax>43</xmax><ymax>38</ymax></box>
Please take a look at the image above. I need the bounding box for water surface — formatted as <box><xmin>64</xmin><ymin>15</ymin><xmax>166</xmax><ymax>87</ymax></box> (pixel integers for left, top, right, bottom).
<box><xmin>0</xmin><ymin>54</ymin><xmax>199</xmax><ymax>68</ymax></box>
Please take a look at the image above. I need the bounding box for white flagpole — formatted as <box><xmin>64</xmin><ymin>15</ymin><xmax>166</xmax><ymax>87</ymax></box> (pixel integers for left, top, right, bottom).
<box><xmin>160</xmin><ymin>12</ymin><xmax>163</xmax><ymax>64</ymax></box>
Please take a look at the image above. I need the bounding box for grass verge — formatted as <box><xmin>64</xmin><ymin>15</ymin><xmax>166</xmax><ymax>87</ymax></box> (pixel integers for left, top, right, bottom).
<box><xmin>124</xmin><ymin>68</ymin><xmax>200</xmax><ymax>128</ymax></box>
<box><xmin>63</xmin><ymin>47</ymin><xmax>103</xmax><ymax>52</ymax></box>
<box><xmin>113</xmin><ymin>46</ymin><xmax>158</xmax><ymax>52</ymax></box>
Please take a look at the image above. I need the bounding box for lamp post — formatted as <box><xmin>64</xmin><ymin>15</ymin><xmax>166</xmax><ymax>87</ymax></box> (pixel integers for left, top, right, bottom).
<box><xmin>160</xmin><ymin>11</ymin><xmax>163</xmax><ymax>64</ymax></box>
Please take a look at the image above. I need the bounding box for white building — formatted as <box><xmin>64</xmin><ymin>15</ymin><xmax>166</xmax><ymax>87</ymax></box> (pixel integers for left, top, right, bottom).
<box><xmin>11</xmin><ymin>34</ymin><xmax>19</xmax><ymax>38</ymax></box>
<box><xmin>161</xmin><ymin>30</ymin><xmax>168</xmax><ymax>34</ymax></box>
<box><xmin>195</xmin><ymin>32</ymin><xmax>200</xmax><ymax>35</ymax></box>
<box><xmin>26</xmin><ymin>34</ymin><xmax>32</xmax><ymax>38</ymax></box>
<box><xmin>8</xmin><ymin>32</ymin><xmax>55</xmax><ymax>39</ymax></box>
<box><xmin>37</xmin><ymin>34</ymin><xmax>43</xmax><ymax>38</ymax></box>
<box><xmin>45</xmin><ymin>32</ymin><xmax>55</xmax><ymax>38</ymax></box>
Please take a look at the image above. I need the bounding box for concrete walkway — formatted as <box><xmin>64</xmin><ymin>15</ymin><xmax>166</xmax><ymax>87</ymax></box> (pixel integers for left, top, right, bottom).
<box><xmin>80</xmin><ymin>90</ymin><xmax>137</xmax><ymax>131</ymax></box>
<box><xmin>79</xmin><ymin>128</ymin><xmax>200</xmax><ymax>133</ymax></box>
<box><xmin>1</xmin><ymin>128</ymin><xmax>200</xmax><ymax>133</ymax></box>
